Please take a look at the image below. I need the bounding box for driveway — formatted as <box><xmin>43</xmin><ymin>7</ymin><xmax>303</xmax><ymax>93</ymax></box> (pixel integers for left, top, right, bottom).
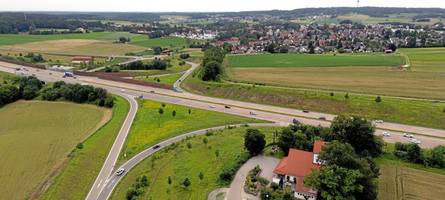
<box><xmin>226</xmin><ymin>156</ymin><xmax>280</xmax><ymax>200</ymax></box>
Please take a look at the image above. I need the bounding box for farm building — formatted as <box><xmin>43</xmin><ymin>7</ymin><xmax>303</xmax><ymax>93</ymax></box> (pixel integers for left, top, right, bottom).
<box><xmin>273</xmin><ymin>140</ymin><xmax>327</xmax><ymax>200</ymax></box>
<box><xmin>72</xmin><ymin>56</ymin><xmax>94</xmax><ymax>64</ymax></box>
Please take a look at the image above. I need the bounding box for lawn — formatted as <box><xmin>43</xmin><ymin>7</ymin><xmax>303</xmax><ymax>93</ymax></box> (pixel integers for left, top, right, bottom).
<box><xmin>120</xmin><ymin>100</ymin><xmax>261</xmax><ymax>161</ymax></box>
<box><xmin>135</xmin><ymin>73</ymin><xmax>183</xmax><ymax>86</ymax></box>
<box><xmin>131</xmin><ymin>35</ymin><xmax>189</xmax><ymax>48</ymax></box>
<box><xmin>42</xmin><ymin>97</ymin><xmax>129</xmax><ymax>200</ymax></box>
<box><xmin>111</xmin><ymin>127</ymin><xmax>280</xmax><ymax>200</ymax></box>
<box><xmin>226</xmin><ymin>53</ymin><xmax>405</xmax><ymax>68</ymax></box>
<box><xmin>183</xmin><ymin>75</ymin><xmax>445</xmax><ymax>130</ymax></box>
<box><xmin>1</xmin><ymin>39</ymin><xmax>146</xmax><ymax>56</ymax></box>
<box><xmin>0</xmin><ymin>101</ymin><xmax>110</xmax><ymax>200</ymax></box>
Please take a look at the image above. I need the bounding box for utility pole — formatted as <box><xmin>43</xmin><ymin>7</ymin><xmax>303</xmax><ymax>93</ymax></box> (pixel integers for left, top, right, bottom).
<box><xmin>357</xmin><ymin>0</ymin><xmax>360</xmax><ymax>8</ymax></box>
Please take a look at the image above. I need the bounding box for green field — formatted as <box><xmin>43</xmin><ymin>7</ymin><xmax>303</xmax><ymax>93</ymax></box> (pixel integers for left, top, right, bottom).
<box><xmin>0</xmin><ymin>101</ymin><xmax>109</xmax><ymax>200</ymax></box>
<box><xmin>183</xmin><ymin>75</ymin><xmax>445</xmax><ymax>130</ymax></box>
<box><xmin>43</xmin><ymin>97</ymin><xmax>129</xmax><ymax>200</ymax></box>
<box><xmin>120</xmin><ymin>100</ymin><xmax>261</xmax><ymax>161</ymax></box>
<box><xmin>135</xmin><ymin>73</ymin><xmax>183</xmax><ymax>86</ymax></box>
<box><xmin>227</xmin><ymin>53</ymin><xmax>405</xmax><ymax>68</ymax></box>
<box><xmin>131</xmin><ymin>35</ymin><xmax>189</xmax><ymax>48</ymax></box>
<box><xmin>111</xmin><ymin>127</ymin><xmax>279</xmax><ymax>200</ymax></box>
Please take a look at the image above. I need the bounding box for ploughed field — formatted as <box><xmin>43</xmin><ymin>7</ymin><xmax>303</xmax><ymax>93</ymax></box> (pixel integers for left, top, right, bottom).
<box><xmin>0</xmin><ymin>101</ymin><xmax>110</xmax><ymax>200</ymax></box>
<box><xmin>226</xmin><ymin>50</ymin><xmax>445</xmax><ymax>99</ymax></box>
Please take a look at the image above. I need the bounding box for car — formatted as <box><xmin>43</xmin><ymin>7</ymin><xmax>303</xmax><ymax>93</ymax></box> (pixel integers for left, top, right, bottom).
<box><xmin>209</xmin><ymin>105</ymin><xmax>216</xmax><ymax>109</ymax></box>
<box><xmin>116</xmin><ymin>168</ymin><xmax>125</xmax><ymax>176</ymax></box>
<box><xmin>150</xmin><ymin>91</ymin><xmax>155</xmax><ymax>93</ymax></box>
<box><xmin>120</xmin><ymin>89</ymin><xmax>126</xmax><ymax>92</ymax></box>
<box><xmin>249</xmin><ymin>111</ymin><xmax>257</xmax><ymax>116</ymax></box>
<box><xmin>292</xmin><ymin>119</ymin><xmax>300</xmax><ymax>124</ymax></box>
<box><xmin>49</xmin><ymin>72</ymin><xmax>52</xmax><ymax>75</ymax></box>
<box><xmin>318</xmin><ymin>117</ymin><xmax>327</xmax><ymax>120</ymax></box>
<box><xmin>153</xmin><ymin>145</ymin><xmax>161</xmax><ymax>150</ymax></box>
<box><xmin>302</xmin><ymin>110</ymin><xmax>310</xmax><ymax>113</ymax></box>
<box><xmin>410</xmin><ymin>138</ymin><xmax>421</xmax><ymax>144</ymax></box>
<box><xmin>225</xmin><ymin>105</ymin><xmax>231</xmax><ymax>109</ymax></box>
<box><xmin>383</xmin><ymin>132</ymin><xmax>391</xmax><ymax>137</ymax></box>
<box><xmin>403</xmin><ymin>133</ymin><xmax>414</xmax><ymax>138</ymax></box>
<box><xmin>374</xmin><ymin>120</ymin><xmax>384</xmax><ymax>124</ymax></box>
<box><xmin>15</xmin><ymin>68</ymin><xmax>20</xmax><ymax>71</ymax></box>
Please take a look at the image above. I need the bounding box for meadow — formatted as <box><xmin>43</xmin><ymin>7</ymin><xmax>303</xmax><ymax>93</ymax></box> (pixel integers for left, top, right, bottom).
<box><xmin>131</xmin><ymin>35</ymin><xmax>189</xmax><ymax>48</ymax></box>
<box><xmin>43</xmin><ymin>97</ymin><xmax>129</xmax><ymax>200</ymax></box>
<box><xmin>120</xmin><ymin>100</ymin><xmax>260</xmax><ymax>161</ymax></box>
<box><xmin>183</xmin><ymin>75</ymin><xmax>445</xmax><ymax>130</ymax></box>
<box><xmin>226</xmin><ymin>53</ymin><xmax>405</xmax><ymax>68</ymax></box>
<box><xmin>135</xmin><ymin>73</ymin><xmax>183</xmax><ymax>86</ymax></box>
<box><xmin>111</xmin><ymin>127</ymin><xmax>280</xmax><ymax>200</ymax></box>
<box><xmin>0</xmin><ymin>101</ymin><xmax>110</xmax><ymax>200</ymax></box>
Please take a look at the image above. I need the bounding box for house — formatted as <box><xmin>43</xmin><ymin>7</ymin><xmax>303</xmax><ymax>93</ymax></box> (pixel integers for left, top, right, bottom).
<box><xmin>72</xmin><ymin>56</ymin><xmax>94</xmax><ymax>64</ymax></box>
<box><xmin>273</xmin><ymin>140</ymin><xmax>327</xmax><ymax>200</ymax></box>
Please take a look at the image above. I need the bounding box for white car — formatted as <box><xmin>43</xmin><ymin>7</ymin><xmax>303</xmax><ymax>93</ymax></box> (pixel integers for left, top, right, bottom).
<box><xmin>374</xmin><ymin>120</ymin><xmax>384</xmax><ymax>124</ymax></box>
<box><xmin>116</xmin><ymin>168</ymin><xmax>125</xmax><ymax>176</ymax></box>
<box><xmin>403</xmin><ymin>133</ymin><xmax>414</xmax><ymax>138</ymax></box>
<box><xmin>209</xmin><ymin>106</ymin><xmax>216</xmax><ymax>109</ymax></box>
<box><xmin>410</xmin><ymin>138</ymin><xmax>421</xmax><ymax>145</ymax></box>
<box><xmin>383</xmin><ymin>132</ymin><xmax>391</xmax><ymax>137</ymax></box>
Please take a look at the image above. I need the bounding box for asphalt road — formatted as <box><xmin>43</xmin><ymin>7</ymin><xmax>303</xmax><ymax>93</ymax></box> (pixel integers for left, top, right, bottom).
<box><xmin>85</xmin><ymin>94</ymin><xmax>138</xmax><ymax>200</ymax></box>
<box><xmin>2</xmin><ymin>61</ymin><xmax>445</xmax><ymax>200</ymax></box>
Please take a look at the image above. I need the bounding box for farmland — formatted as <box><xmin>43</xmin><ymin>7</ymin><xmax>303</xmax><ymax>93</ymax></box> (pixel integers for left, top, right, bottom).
<box><xmin>226</xmin><ymin>53</ymin><xmax>405</xmax><ymax>68</ymax></box>
<box><xmin>131</xmin><ymin>35</ymin><xmax>189</xmax><ymax>48</ymax></box>
<box><xmin>0</xmin><ymin>101</ymin><xmax>110</xmax><ymax>200</ymax></box>
<box><xmin>135</xmin><ymin>73</ymin><xmax>183</xmax><ymax>86</ymax></box>
<box><xmin>111</xmin><ymin>127</ymin><xmax>280</xmax><ymax>200</ymax></box>
<box><xmin>226</xmin><ymin>49</ymin><xmax>445</xmax><ymax>99</ymax></box>
<box><xmin>378</xmin><ymin>164</ymin><xmax>445</xmax><ymax>200</ymax></box>
<box><xmin>120</xmin><ymin>100</ymin><xmax>261</xmax><ymax>161</ymax></box>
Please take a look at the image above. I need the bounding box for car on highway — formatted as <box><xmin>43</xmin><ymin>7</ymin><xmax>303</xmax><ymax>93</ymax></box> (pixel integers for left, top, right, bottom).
<box><xmin>410</xmin><ymin>138</ymin><xmax>421</xmax><ymax>144</ymax></box>
<box><xmin>150</xmin><ymin>91</ymin><xmax>155</xmax><ymax>93</ymax></box>
<box><xmin>249</xmin><ymin>111</ymin><xmax>257</xmax><ymax>116</ymax></box>
<box><xmin>374</xmin><ymin>120</ymin><xmax>384</xmax><ymax>124</ymax></box>
<box><xmin>153</xmin><ymin>145</ymin><xmax>161</xmax><ymax>150</ymax></box>
<box><xmin>383</xmin><ymin>132</ymin><xmax>391</xmax><ymax>137</ymax></box>
<box><xmin>209</xmin><ymin>105</ymin><xmax>216</xmax><ymax>109</ymax></box>
<box><xmin>302</xmin><ymin>110</ymin><xmax>310</xmax><ymax>113</ymax></box>
<box><xmin>292</xmin><ymin>119</ymin><xmax>300</xmax><ymax>124</ymax></box>
<box><xmin>403</xmin><ymin>133</ymin><xmax>414</xmax><ymax>138</ymax></box>
<box><xmin>116</xmin><ymin>168</ymin><xmax>125</xmax><ymax>176</ymax></box>
<box><xmin>225</xmin><ymin>105</ymin><xmax>231</xmax><ymax>109</ymax></box>
<box><xmin>318</xmin><ymin>117</ymin><xmax>327</xmax><ymax>121</ymax></box>
<box><xmin>120</xmin><ymin>89</ymin><xmax>126</xmax><ymax>92</ymax></box>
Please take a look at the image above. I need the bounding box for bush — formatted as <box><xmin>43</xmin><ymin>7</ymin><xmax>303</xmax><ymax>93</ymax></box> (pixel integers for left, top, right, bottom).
<box><xmin>179</xmin><ymin>53</ymin><xmax>190</xmax><ymax>59</ymax></box>
<box><xmin>22</xmin><ymin>85</ymin><xmax>40</xmax><ymax>100</ymax></box>
<box><xmin>375</xmin><ymin>96</ymin><xmax>382</xmax><ymax>103</ymax></box>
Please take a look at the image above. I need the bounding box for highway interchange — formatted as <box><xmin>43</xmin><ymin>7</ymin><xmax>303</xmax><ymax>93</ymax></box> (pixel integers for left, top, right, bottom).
<box><xmin>1</xmin><ymin>60</ymin><xmax>445</xmax><ymax>200</ymax></box>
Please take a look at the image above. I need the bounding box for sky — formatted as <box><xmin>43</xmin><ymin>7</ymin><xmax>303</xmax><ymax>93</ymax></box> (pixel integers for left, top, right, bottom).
<box><xmin>2</xmin><ymin>0</ymin><xmax>445</xmax><ymax>12</ymax></box>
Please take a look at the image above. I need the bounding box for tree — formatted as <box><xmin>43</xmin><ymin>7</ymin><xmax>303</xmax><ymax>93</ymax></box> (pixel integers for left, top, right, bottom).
<box><xmin>172</xmin><ymin>110</ymin><xmax>176</xmax><ymax>117</ymax></box>
<box><xmin>201</xmin><ymin>61</ymin><xmax>222</xmax><ymax>81</ymax></box>
<box><xmin>306</xmin><ymin>165</ymin><xmax>364</xmax><ymax>200</ymax></box>
<box><xmin>345</xmin><ymin>93</ymin><xmax>349</xmax><ymax>99</ymax></box>
<box><xmin>277</xmin><ymin>127</ymin><xmax>297</xmax><ymax>155</ymax></box>
<box><xmin>375</xmin><ymin>96</ymin><xmax>382</xmax><ymax>103</ymax></box>
<box><xmin>153</xmin><ymin>46</ymin><xmax>162</xmax><ymax>55</ymax></box>
<box><xmin>330</xmin><ymin>115</ymin><xmax>382</xmax><ymax>157</ymax></box>
<box><xmin>22</xmin><ymin>85</ymin><xmax>40</xmax><ymax>100</ymax></box>
<box><xmin>407</xmin><ymin>143</ymin><xmax>422</xmax><ymax>163</ymax></box>
<box><xmin>198</xmin><ymin>172</ymin><xmax>204</xmax><ymax>180</ymax></box>
<box><xmin>180</xmin><ymin>53</ymin><xmax>190</xmax><ymax>59</ymax></box>
<box><xmin>244</xmin><ymin>129</ymin><xmax>266</xmax><ymax>156</ymax></box>
<box><xmin>168</xmin><ymin>176</ymin><xmax>172</xmax><ymax>185</ymax></box>
<box><xmin>182</xmin><ymin>178</ymin><xmax>191</xmax><ymax>188</ymax></box>
<box><xmin>265</xmin><ymin>43</ymin><xmax>277</xmax><ymax>53</ymax></box>
<box><xmin>425</xmin><ymin>146</ymin><xmax>445</xmax><ymax>168</ymax></box>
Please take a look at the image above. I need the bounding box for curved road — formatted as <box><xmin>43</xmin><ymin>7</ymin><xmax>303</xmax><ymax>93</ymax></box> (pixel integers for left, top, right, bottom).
<box><xmin>2</xmin><ymin>61</ymin><xmax>445</xmax><ymax>200</ymax></box>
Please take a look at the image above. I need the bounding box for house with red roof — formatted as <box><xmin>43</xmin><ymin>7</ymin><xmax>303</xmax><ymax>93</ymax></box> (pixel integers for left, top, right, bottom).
<box><xmin>273</xmin><ymin>140</ymin><xmax>327</xmax><ymax>200</ymax></box>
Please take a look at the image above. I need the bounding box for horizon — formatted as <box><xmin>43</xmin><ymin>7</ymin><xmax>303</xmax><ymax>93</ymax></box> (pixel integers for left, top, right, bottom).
<box><xmin>2</xmin><ymin>0</ymin><xmax>445</xmax><ymax>13</ymax></box>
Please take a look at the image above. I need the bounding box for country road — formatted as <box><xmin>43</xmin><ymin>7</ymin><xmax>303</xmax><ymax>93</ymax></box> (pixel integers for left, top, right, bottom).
<box><xmin>1</xmin><ymin>60</ymin><xmax>445</xmax><ymax>200</ymax></box>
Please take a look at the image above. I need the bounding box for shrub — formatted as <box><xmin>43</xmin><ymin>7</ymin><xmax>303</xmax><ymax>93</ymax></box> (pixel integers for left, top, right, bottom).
<box><xmin>179</xmin><ymin>53</ymin><xmax>190</xmax><ymax>59</ymax></box>
<box><xmin>375</xmin><ymin>96</ymin><xmax>382</xmax><ymax>103</ymax></box>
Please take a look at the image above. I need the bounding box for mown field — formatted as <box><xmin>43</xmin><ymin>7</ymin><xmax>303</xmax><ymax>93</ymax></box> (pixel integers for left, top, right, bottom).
<box><xmin>379</xmin><ymin>164</ymin><xmax>445</xmax><ymax>200</ymax></box>
<box><xmin>0</xmin><ymin>101</ymin><xmax>110</xmax><ymax>200</ymax></box>
<box><xmin>131</xmin><ymin>35</ymin><xmax>189</xmax><ymax>48</ymax></box>
<box><xmin>227</xmin><ymin>53</ymin><xmax>405</xmax><ymax>68</ymax></box>
<box><xmin>111</xmin><ymin>127</ymin><xmax>279</xmax><ymax>200</ymax></box>
<box><xmin>120</xmin><ymin>100</ymin><xmax>261</xmax><ymax>161</ymax></box>
<box><xmin>43</xmin><ymin>97</ymin><xmax>129</xmax><ymax>200</ymax></box>
<box><xmin>183</xmin><ymin>75</ymin><xmax>445</xmax><ymax>130</ymax></box>
<box><xmin>226</xmin><ymin>49</ymin><xmax>445</xmax><ymax>99</ymax></box>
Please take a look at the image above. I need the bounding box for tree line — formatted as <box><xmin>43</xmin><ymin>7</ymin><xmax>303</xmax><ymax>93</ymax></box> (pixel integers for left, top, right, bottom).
<box><xmin>120</xmin><ymin>58</ymin><xmax>168</xmax><ymax>70</ymax></box>
<box><xmin>200</xmin><ymin>47</ymin><xmax>226</xmax><ymax>81</ymax></box>
<box><xmin>0</xmin><ymin>76</ymin><xmax>114</xmax><ymax>108</ymax></box>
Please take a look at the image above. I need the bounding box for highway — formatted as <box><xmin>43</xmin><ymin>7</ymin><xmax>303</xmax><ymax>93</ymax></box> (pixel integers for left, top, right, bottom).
<box><xmin>1</xmin><ymin>60</ymin><xmax>445</xmax><ymax>200</ymax></box>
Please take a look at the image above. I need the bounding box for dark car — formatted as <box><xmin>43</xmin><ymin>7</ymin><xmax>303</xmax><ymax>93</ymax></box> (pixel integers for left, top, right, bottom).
<box><xmin>302</xmin><ymin>110</ymin><xmax>310</xmax><ymax>113</ymax></box>
<box><xmin>225</xmin><ymin>105</ymin><xmax>231</xmax><ymax>109</ymax></box>
<box><xmin>153</xmin><ymin>145</ymin><xmax>161</xmax><ymax>150</ymax></box>
<box><xmin>318</xmin><ymin>117</ymin><xmax>327</xmax><ymax>121</ymax></box>
<box><xmin>292</xmin><ymin>119</ymin><xmax>300</xmax><ymax>124</ymax></box>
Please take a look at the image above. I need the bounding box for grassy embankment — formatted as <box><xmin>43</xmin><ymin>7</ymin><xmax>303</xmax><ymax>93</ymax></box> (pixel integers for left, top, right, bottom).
<box><xmin>111</xmin><ymin>127</ymin><xmax>280</xmax><ymax>200</ymax></box>
<box><xmin>0</xmin><ymin>101</ymin><xmax>110</xmax><ymax>200</ymax></box>
<box><xmin>42</xmin><ymin>96</ymin><xmax>129</xmax><ymax>200</ymax></box>
<box><xmin>119</xmin><ymin>99</ymin><xmax>262</xmax><ymax>162</ymax></box>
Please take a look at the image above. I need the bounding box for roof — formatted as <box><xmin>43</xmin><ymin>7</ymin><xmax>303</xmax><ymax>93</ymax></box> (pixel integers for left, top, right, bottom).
<box><xmin>273</xmin><ymin>149</ymin><xmax>320</xmax><ymax>178</ymax></box>
<box><xmin>296</xmin><ymin>177</ymin><xmax>316</xmax><ymax>194</ymax></box>
<box><xmin>313</xmin><ymin>140</ymin><xmax>327</xmax><ymax>154</ymax></box>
